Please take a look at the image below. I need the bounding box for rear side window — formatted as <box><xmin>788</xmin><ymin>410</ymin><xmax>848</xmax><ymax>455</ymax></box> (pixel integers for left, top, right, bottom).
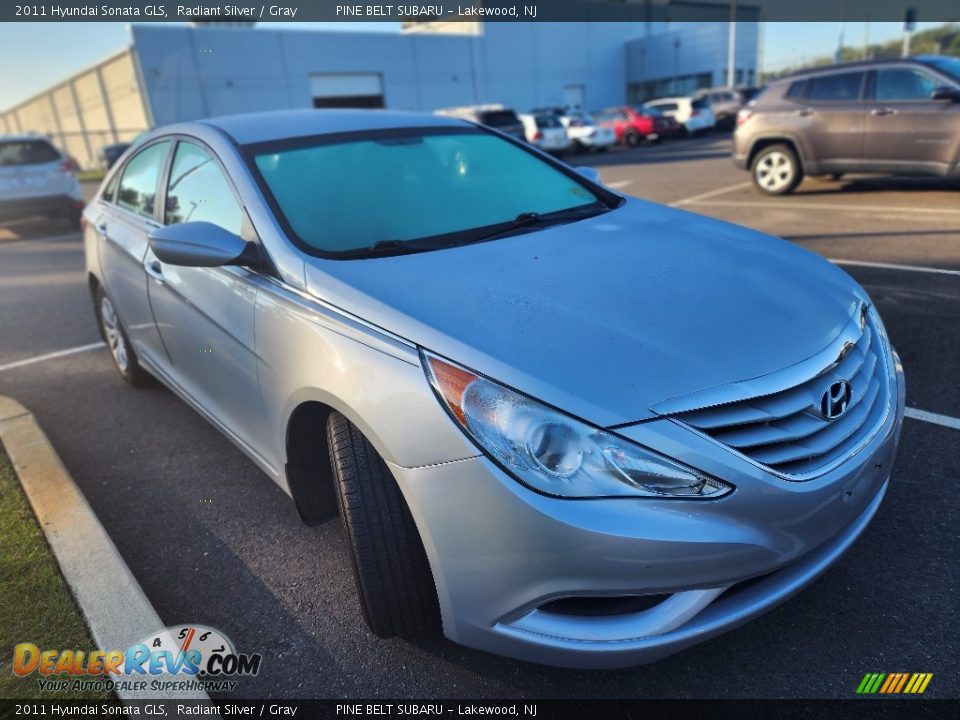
<box><xmin>874</xmin><ymin>68</ymin><xmax>939</xmax><ymax>101</ymax></box>
<box><xmin>807</xmin><ymin>72</ymin><xmax>864</xmax><ymax>101</ymax></box>
<box><xmin>785</xmin><ymin>80</ymin><xmax>808</xmax><ymax>99</ymax></box>
<box><xmin>535</xmin><ymin>115</ymin><xmax>562</xmax><ymax>129</ymax></box>
<box><xmin>0</xmin><ymin>140</ymin><xmax>60</xmax><ymax>167</ymax></box>
<box><xmin>653</xmin><ymin>102</ymin><xmax>678</xmax><ymax>112</ymax></box>
<box><xmin>101</xmin><ymin>170</ymin><xmax>120</xmax><ymax>204</ymax></box>
<box><xmin>117</xmin><ymin>141</ymin><xmax>170</xmax><ymax>219</ymax></box>
<box><xmin>164</xmin><ymin>141</ymin><xmax>243</xmax><ymax>235</ymax></box>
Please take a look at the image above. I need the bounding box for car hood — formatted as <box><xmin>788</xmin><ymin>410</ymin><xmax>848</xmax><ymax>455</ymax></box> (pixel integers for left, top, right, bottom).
<box><xmin>303</xmin><ymin>198</ymin><xmax>864</xmax><ymax>427</ymax></box>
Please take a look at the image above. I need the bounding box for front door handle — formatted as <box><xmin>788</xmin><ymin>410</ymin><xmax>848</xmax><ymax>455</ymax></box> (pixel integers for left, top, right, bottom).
<box><xmin>795</xmin><ymin>108</ymin><xmax>815</xmax><ymax>117</ymax></box>
<box><xmin>145</xmin><ymin>259</ymin><xmax>165</xmax><ymax>284</ymax></box>
<box><xmin>870</xmin><ymin>107</ymin><xmax>897</xmax><ymax>116</ymax></box>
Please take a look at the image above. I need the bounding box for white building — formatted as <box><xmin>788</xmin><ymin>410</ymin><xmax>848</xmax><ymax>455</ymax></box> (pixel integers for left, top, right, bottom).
<box><xmin>0</xmin><ymin>19</ymin><xmax>758</xmax><ymax>169</ymax></box>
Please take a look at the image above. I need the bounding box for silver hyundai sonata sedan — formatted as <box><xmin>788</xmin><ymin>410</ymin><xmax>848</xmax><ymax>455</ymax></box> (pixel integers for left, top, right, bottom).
<box><xmin>84</xmin><ymin>109</ymin><xmax>905</xmax><ymax>668</ymax></box>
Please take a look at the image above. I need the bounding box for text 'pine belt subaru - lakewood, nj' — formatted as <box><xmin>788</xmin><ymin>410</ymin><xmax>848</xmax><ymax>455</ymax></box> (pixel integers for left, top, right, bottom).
<box><xmin>85</xmin><ymin>109</ymin><xmax>904</xmax><ymax>668</ymax></box>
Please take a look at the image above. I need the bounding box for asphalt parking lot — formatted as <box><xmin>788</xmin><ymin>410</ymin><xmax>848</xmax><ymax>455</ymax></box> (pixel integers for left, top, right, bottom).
<box><xmin>1</xmin><ymin>134</ymin><xmax>957</xmax><ymax>699</ymax></box>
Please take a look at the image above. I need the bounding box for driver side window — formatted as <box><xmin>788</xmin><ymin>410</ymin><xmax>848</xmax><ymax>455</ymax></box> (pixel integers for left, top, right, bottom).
<box><xmin>164</xmin><ymin>141</ymin><xmax>243</xmax><ymax>236</ymax></box>
<box><xmin>875</xmin><ymin>68</ymin><xmax>940</xmax><ymax>101</ymax></box>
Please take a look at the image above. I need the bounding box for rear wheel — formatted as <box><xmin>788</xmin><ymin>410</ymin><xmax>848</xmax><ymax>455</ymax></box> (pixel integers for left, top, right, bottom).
<box><xmin>751</xmin><ymin>144</ymin><xmax>803</xmax><ymax>196</ymax></box>
<box><xmin>326</xmin><ymin>412</ymin><xmax>438</xmax><ymax>637</ymax></box>
<box><xmin>95</xmin><ymin>287</ymin><xmax>153</xmax><ymax>387</ymax></box>
<box><xmin>624</xmin><ymin>130</ymin><xmax>641</xmax><ymax>147</ymax></box>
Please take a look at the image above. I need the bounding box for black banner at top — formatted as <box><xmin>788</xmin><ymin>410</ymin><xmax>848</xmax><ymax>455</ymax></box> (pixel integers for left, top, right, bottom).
<box><xmin>3</xmin><ymin>0</ymin><xmax>960</xmax><ymax>23</ymax></box>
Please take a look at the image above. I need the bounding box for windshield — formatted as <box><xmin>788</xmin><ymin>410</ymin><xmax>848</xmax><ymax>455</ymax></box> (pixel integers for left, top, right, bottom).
<box><xmin>251</xmin><ymin>128</ymin><xmax>605</xmax><ymax>256</ymax></box>
<box><xmin>0</xmin><ymin>140</ymin><xmax>60</xmax><ymax>167</ymax></box>
<box><xmin>918</xmin><ymin>56</ymin><xmax>960</xmax><ymax>83</ymax></box>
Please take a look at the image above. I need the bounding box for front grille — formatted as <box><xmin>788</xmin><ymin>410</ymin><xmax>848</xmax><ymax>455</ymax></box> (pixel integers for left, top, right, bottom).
<box><xmin>675</xmin><ymin>310</ymin><xmax>890</xmax><ymax>478</ymax></box>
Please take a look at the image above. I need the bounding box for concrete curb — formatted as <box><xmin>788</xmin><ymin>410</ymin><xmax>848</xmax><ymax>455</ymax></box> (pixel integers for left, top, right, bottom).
<box><xmin>0</xmin><ymin>395</ymin><xmax>209</xmax><ymax>702</ymax></box>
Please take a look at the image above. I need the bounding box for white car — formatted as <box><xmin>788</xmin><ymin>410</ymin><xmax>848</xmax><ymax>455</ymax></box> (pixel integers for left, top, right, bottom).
<box><xmin>643</xmin><ymin>97</ymin><xmax>716</xmax><ymax>136</ymax></box>
<box><xmin>559</xmin><ymin>112</ymin><xmax>616</xmax><ymax>152</ymax></box>
<box><xmin>0</xmin><ymin>135</ymin><xmax>84</xmax><ymax>228</ymax></box>
<box><xmin>518</xmin><ymin>113</ymin><xmax>573</xmax><ymax>155</ymax></box>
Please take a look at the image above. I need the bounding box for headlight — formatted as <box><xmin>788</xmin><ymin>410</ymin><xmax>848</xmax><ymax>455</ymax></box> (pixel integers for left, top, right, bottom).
<box><xmin>422</xmin><ymin>352</ymin><xmax>733</xmax><ymax>499</ymax></box>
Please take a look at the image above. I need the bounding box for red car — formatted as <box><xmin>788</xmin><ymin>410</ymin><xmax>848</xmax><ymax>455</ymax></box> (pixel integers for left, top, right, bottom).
<box><xmin>594</xmin><ymin>106</ymin><xmax>682</xmax><ymax>146</ymax></box>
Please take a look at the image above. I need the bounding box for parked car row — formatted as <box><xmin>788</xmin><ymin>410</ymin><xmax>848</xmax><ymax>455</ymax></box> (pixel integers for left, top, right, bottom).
<box><xmin>435</xmin><ymin>92</ymin><xmax>746</xmax><ymax>157</ymax></box>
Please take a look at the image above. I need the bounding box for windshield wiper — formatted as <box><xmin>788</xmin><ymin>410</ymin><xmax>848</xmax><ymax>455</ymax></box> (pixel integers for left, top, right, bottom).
<box><xmin>335</xmin><ymin>238</ymin><xmax>454</xmax><ymax>259</ymax></box>
<box><xmin>460</xmin><ymin>204</ymin><xmax>610</xmax><ymax>245</ymax></box>
<box><xmin>335</xmin><ymin>203</ymin><xmax>611</xmax><ymax>259</ymax></box>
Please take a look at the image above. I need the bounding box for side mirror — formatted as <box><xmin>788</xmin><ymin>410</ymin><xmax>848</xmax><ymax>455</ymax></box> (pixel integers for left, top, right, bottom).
<box><xmin>931</xmin><ymin>86</ymin><xmax>960</xmax><ymax>102</ymax></box>
<box><xmin>148</xmin><ymin>222</ymin><xmax>251</xmax><ymax>267</ymax></box>
<box><xmin>574</xmin><ymin>166</ymin><xmax>601</xmax><ymax>184</ymax></box>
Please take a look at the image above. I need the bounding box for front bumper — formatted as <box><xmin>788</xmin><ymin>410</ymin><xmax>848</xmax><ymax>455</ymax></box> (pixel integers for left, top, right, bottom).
<box><xmin>391</xmin><ymin>355</ymin><xmax>905</xmax><ymax>668</ymax></box>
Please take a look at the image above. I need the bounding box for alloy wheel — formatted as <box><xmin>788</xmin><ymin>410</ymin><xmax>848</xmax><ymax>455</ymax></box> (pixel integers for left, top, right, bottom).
<box><xmin>755</xmin><ymin>151</ymin><xmax>794</xmax><ymax>192</ymax></box>
<box><xmin>100</xmin><ymin>296</ymin><xmax>129</xmax><ymax>373</ymax></box>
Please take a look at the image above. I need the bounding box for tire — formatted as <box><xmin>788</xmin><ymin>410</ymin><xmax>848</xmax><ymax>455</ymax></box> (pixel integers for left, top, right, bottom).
<box><xmin>326</xmin><ymin>412</ymin><xmax>438</xmax><ymax>638</ymax></box>
<box><xmin>751</xmin><ymin>143</ymin><xmax>804</xmax><ymax>196</ymax></box>
<box><xmin>95</xmin><ymin>287</ymin><xmax>154</xmax><ymax>387</ymax></box>
<box><xmin>624</xmin><ymin>130</ymin><xmax>641</xmax><ymax>147</ymax></box>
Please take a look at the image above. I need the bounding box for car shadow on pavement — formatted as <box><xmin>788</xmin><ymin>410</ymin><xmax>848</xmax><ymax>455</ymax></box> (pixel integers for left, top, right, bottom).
<box><xmin>797</xmin><ymin>176</ymin><xmax>960</xmax><ymax>196</ymax></box>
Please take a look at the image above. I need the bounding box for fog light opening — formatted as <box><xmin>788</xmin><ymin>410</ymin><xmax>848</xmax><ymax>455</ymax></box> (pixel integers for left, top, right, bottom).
<box><xmin>539</xmin><ymin>594</ymin><xmax>670</xmax><ymax>617</ymax></box>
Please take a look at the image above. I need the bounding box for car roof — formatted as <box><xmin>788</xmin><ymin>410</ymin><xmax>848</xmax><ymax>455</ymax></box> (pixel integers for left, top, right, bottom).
<box><xmin>645</xmin><ymin>97</ymin><xmax>690</xmax><ymax>104</ymax></box>
<box><xmin>196</xmin><ymin>109</ymin><xmax>471</xmax><ymax>146</ymax></box>
<box><xmin>780</xmin><ymin>56</ymin><xmax>936</xmax><ymax>80</ymax></box>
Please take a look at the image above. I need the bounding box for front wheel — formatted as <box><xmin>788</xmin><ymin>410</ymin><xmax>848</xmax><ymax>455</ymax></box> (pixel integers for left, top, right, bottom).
<box><xmin>624</xmin><ymin>130</ymin><xmax>641</xmax><ymax>147</ymax></box>
<box><xmin>751</xmin><ymin>144</ymin><xmax>803</xmax><ymax>196</ymax></box>
<box><xmin>326</xmin><ymin>412</ymin><xmax>439</xmax><ymax>637</ymax></box>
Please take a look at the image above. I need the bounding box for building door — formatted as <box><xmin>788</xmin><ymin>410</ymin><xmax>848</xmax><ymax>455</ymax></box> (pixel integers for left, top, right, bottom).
<box><xmin>563</xmin><ymin>84</ymin><xmax>585</xmax><ymax>112</ymax></box>
<box><xmin>310</xmin><ymin>73</ymin><xmax>385</xmax><ymax>109</ymax></box>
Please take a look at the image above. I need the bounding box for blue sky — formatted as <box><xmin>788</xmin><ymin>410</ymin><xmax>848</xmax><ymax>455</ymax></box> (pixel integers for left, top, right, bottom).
<box><xmin>0</xmin><ymin>20</ymin><xmax>944</xmax><ymax>109</ymax></box>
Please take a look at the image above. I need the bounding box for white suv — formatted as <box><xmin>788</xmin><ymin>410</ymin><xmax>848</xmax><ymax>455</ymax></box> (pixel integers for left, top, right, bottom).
<box><xmin>0</xmin><ymin>135</ymin><xmax>84</xmax><ymax>228</ymax></box>
<box><xmin>643</xmin><ymin>97</ymin><xmax>717</xmax><ymax>136</ymax></box>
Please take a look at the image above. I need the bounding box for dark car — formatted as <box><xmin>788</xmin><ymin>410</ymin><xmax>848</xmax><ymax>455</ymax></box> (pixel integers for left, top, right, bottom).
<box><xmin>98</xmin><ymin>142</ymin><xmax>131</xmax><ymax>170</ymax></box>
<box><xmin>734</xmin><ymin>56</ymin><xmax>960</xmax><ymax>195</ymax></box>
<box><xmin>434</xmin><ymin>104</ymin><xmax>526</xmax><ymax>142</ymax></box>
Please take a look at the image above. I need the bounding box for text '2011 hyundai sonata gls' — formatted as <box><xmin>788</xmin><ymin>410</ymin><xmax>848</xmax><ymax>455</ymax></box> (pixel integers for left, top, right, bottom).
<box><xmin>84</xmin><ymin>109</ymin><xmax>904</xmax><ymax>668</ymax></box>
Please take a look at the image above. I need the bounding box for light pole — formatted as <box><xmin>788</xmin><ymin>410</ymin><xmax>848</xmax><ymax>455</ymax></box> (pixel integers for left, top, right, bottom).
<box><xmin>673</xmin><ymin>38</ymin><xmax>681</xmax><ymax>93</ymax></box>
<box><xmin>726</xmin><ymin>0</ymin><xmax>737</xmax><ymax>87</ymax></box>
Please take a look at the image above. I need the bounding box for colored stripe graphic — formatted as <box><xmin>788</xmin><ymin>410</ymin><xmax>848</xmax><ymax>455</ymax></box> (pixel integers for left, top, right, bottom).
<box><xmin>857</xmin><ymin>672</ymin><xmax>932</xmax><ymax>694</ymax></box>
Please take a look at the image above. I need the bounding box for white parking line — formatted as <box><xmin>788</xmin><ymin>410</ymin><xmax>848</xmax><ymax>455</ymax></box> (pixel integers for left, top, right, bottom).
<box><xmin>0</xmin><ymin>342</ymin><xmax>105</xmax><ymax>374</ymax></box>
<box><xmin>689</xmin><ymin>199</ymin><xmax>960</xmax><ymax>216</ymax></box>
<box><xmin>829</xmin><ymin>259</ymin><xmax>960</xmax><ymax>277</ymax></box>
<box><xmin>669</xmin><ymin>181</ymin><xmax>752</xmax><ymax>207</ymax></box>
<box><xmin>905</xmin><ymin>407</ymin><xmax>960</xmax><ymax>431</ymax></box>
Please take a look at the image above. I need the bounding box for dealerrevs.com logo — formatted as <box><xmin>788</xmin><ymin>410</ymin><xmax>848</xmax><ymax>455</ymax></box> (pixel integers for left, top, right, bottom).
<box><xmin>13</xmin><ymin>625</ymin><xmax>262</xmax><ymax>694</ymax></box>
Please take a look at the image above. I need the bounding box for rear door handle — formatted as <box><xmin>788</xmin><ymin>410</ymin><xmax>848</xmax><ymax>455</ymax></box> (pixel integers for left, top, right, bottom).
<box><xmin>145</xmin><ymin>259</ymin><xmax>165</xmax><ymax>284</ymax></box>
<box><xmin>870</xmin><ymin>107</ymin><xmax>897</xmax><ymax>116</ymax></box>
<box><xmin>795</xmin><ymin>108</ymin><xmax>815</xmax><ymax>117</ymax></box>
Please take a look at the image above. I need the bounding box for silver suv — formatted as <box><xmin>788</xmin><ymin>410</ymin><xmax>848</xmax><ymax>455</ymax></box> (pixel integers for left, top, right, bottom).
<box><xmin>0</xmin><ymin>135</ymin><xmax>84</xmax><ymax>228</ymax></box>
<box><xmin>733</xmin><ymin>56</ymin><xmax>960</xmax><ymax>195</ymax></box>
